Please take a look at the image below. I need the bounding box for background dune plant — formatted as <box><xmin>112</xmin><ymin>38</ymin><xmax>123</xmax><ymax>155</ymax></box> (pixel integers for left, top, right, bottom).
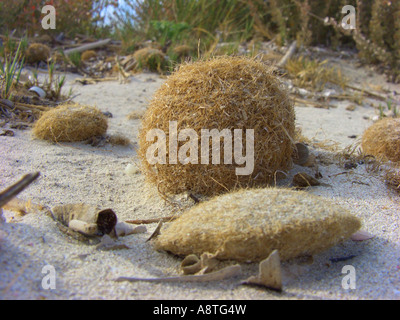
<box><xmin>0</xmin><ymin>0</ymin><xmax>398</xmax><ymax>81</ymax></box>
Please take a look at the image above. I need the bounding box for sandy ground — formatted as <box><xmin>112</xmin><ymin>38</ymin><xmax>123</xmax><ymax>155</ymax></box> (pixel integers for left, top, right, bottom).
<box><xmin>0</xmin><ymin>57</ymin><xmax>400</xmax><ymax>300</ymax></box>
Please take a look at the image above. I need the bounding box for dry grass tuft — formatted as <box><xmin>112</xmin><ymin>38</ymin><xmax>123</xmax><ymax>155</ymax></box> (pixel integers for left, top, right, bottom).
<box><xmin>32</xmin><ymin>103</ymin><xmax>108</xmax><ymax>142</ymax></box>
<box><xmin>285</xmin><ymin>56</ymin><xmax>348</xmax><ymax>90</ymax></box>
<box><xmin>133</xmin><ymin>47</ymin><xmax>167</xmax><ymax>72</ymax></box>
<box><xmin>154</xmin><ymin>188</ymin><xmax>361</xmax><ymax>262</ymax></box>
<box><xmin>138</xmin><ymin>56</ymin><xmax>296</xmax><ymax>196</ymax></box>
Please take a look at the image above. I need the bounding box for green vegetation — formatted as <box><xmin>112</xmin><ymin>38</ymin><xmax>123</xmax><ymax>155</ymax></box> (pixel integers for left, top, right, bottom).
<box><xmin>0</xmin><ymin>0</ymin><xmax>399</xmax><ymax>81</ymax></box>
<box><xmin>0</xmin><ymin>41</ymin><xmax>25</xmax><ymax>99</ymax></box>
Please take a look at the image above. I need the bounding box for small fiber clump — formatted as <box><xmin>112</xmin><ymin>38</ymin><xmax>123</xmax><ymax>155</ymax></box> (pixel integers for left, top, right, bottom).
<box><xmin>154</xmin><ymin>188</ymin><xmax>361</xmax><ymax>262</ymax></box>
<box><xmin>33</xmin><ymin>103</ymin><xmax>108</xmax><ymax>142</ymax></box>
<box><xmin>26</xmin><ymin>43</ymin><xmax>51</xmax><ymax>64</ymax></box>
<box><xmin>362</xmin><ymin>118</ymin><xmax>400</xmax><ymax>162</ymax></box>
<box><xmin>138</xmin><ymin>56</ymin><xmax>296</xmax><ymax>196</ymax></box>
<box><xmin>133</xmin><ymin>48</ymin><xmax>167</xmax><ymax>72</ymax></box>
<box><xmin>81</xmin><ymin>50</ymin><xmax>97</xmax><ymax>61</ymax></box>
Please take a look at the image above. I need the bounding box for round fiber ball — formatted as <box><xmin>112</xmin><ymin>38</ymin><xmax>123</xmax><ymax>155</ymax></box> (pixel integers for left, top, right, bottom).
<box><xmin>138</xmin><ymin>56</ymin><xmax>295</xmax><ymax>196</ymax></box>
<box><xmin>26</xmin><ymin>43</ymin><xmax>51</xmax><ymax>64</ymax></box>
<box><xmin>133</xmin><ymin>47</ymin><xmax>167</xmax><ymax>72</ymax></box>
<box><xmin>154</xmin><ymin>188</ymin><xmax>361</xmax><ymax>262</ymax></box>
<box><xmin>33</xmin><ymin>103</ymin><xmax>108</xmax><ymax>142</ymax></box>
<box><xmin>81</xmin><ymin>50</ymin><xmax>97</xmax><ymax>62</ymax></box>
<box><xmin>362</xmin><ymin>118</ymin><xmax>400</xmax><ymax>162</ymax></box>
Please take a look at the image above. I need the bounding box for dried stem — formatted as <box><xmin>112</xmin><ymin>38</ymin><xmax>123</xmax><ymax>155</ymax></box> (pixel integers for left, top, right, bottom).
<box><xmin>0</xmin><ymin>172</ymin><xmax>40</xmax><ymax>208</ymax></box>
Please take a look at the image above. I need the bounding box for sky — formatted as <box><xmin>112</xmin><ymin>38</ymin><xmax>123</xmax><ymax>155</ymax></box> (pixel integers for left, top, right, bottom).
<box><xmin>101</xmin><ymin>0</ymin><xmax>135</xmax><ymax>25</ymax></box>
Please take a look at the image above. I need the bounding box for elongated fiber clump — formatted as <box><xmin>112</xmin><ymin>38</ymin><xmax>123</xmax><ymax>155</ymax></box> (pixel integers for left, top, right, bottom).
<box><xmin>33</xmin><ymin>103</ymin><xmax>108</xmax><ymax>142</ymax></box>
<box><xmin>154</xmin><ymin>188</ymin><xmax>361</xmax><ymax>262</ymax></box>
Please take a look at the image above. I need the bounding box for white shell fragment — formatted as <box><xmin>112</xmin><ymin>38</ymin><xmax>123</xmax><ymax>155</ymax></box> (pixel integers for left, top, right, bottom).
<box><xmin>125</xmin><ymin>163</ymin><xmax>140</xmax><ymax>175</ymax></box>
<box><xmin>350</xmin><ymin>230</ymin><xmax>375</xmax><ymax>241</ymax></box>
<box><xmin>115</xmin><ymin>264</ymin><xmax>242</xmax><ymax>283</ymax></box>
<box><xmin>68</xmin><ymin>219</ymin><xmax>98</xmax><ymax>236</ymax></box>
<box><xmin>115</xmin><ymin>221</ymin><xmax>147</xmax><ymax>237</ymax></box>
<box><xmin>28</xmin><ymin>86</ymin><xmax>46</xmax><ymax>98</ymax></box>
<box><xmin>243</xmin><ymin>250</ymin><xmax>282</xmax><ymax>291</ymax></box>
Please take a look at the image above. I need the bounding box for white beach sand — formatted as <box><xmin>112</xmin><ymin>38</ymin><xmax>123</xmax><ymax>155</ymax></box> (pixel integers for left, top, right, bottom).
<box><xmin>0</xmin><ymin>59</ymin><xmax>399</xmax><ymax>300</ymax></box>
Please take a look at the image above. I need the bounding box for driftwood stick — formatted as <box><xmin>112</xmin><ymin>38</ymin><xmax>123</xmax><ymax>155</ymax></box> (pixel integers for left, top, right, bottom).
<box><xmin>291</xmin><ymin>95</ymin><xmax>333</xmax><ymax>109</ymax></box>
<box><xmin>63</xmin><ymin>39</ymin><xmax>111</xmax><ymax>56</ymax></box>
<box><xmin>0</xmin><ymin>172</ymin><xmax>40</xmax><ymax>208</ymax></box>
<box><xmin>125</xmin><ymin>216</ymin><xmax>177</xmax><ymax>225</ymax></box>
<box><xmin>344</xmin><ymin>84</ymin><xmax>387</xmax><ymax>101</ymax></box>
<box><xmin>115</xmin><ymin>264</ymin><xmax>242</xmax><ymax>283</ymax></box>
<box><xmin>277</xmin><ymin>41</ymin><xmax>297</xmax><ymax>68</ymax></box>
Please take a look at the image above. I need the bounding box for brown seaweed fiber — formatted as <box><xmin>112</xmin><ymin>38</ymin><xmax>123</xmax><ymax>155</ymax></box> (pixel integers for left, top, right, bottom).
<box><xmin>81</xmin><ymin>50</ymin><xmax>97</xmax><ymax>61</ymax></box>
<box><xmin>26</xmin><ymin>43</ymin><xmax>51</xmax><ymax>64</ymax></box>
<box><xmin>154</xmin><ymin>188</ymin><xmax>361</xmax><ymax>262</ymax></box>
<box><xmin>33</xmin><ymin>103</ymin><xmax>108</xmax><ymax>142</ymax></box>
<box><xmin>361</xmin><ymin>118</ymin><xmax>400</xmax><ymax>162</ymax></box>
<box><xmin>138</xmin><ymin>56</ymin><xmax>296</xmax><ymax>196</ymax></box>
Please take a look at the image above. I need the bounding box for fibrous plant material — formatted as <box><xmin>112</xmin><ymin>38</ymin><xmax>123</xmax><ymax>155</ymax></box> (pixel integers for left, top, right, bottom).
<box><xmin>25</xmin><ymin>43</ymin><xmax>51</xmax><ymax>64</ymax></box>
<box><xmin>138</xmin><ymin>56</ymin><xmax>296</xmax><ymax>196</ymax></box>
<box><xmin>133</xmin><ymin>47</ymin><xmax>167</xmax><ymax>72</ymax></box>
<box><xmin>32</xmin><ymin>103</ymin><xmax>108</xmax><ymax>142</ymax></box>
<box><xmin>107</xmin><ymin>134</ymin><xmax>131</xmax><ymax>146</ymax></box>
<box><xmin>361</xmin><ymin>118</ymin><xmax>400</xmax><ymax>162</ymax></box>
<box><xmin>286</xmin><ymin>55</ymin><xmax>348</xmax><ymax>90</ymax></box>
<box><xmin>154</xmin><ymin>188</ymin><xmax>361</xmax><ymax>262</ymax></box>
<box><xmin>81</xmin><ymin>50</ymin><xmax>97</xmax><ymax>62</ymax></box>
<box><xmin>127</xmin><ymin>109</ymin><xmax>146</xmax><ymax>120</ymax></box>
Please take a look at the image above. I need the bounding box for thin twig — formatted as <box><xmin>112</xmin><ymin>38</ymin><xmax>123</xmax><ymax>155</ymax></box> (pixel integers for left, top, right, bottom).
<box><xmin>125</xmin><ymin>216</ymin><xmax>177</xmax><ymax>225</ymax></box>
<box><xmin>0</xmin><ymin>172</ymin><xmax>40</xmax><ymax>208</ymax></box>
<box><xmin>277</xmin><ymin>41</ymin><xmax>297</xmax><ymax>68</ymax></box>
